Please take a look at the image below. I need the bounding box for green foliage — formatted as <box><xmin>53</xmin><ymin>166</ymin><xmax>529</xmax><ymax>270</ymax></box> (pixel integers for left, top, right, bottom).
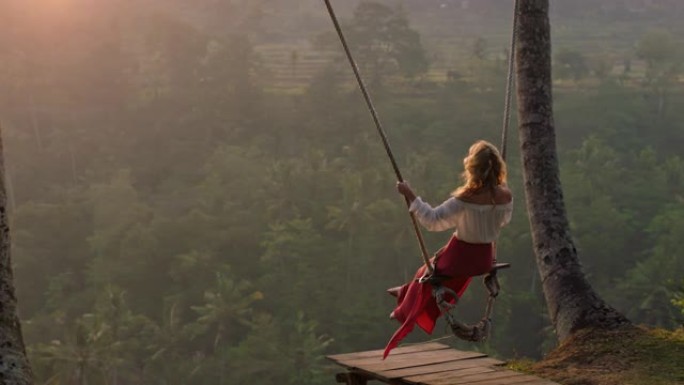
<box><xmin>674</xmin><ymin>283</ymin><xmax>684</xmax><ymax>319</ymax></box>
<box><xmin>3</xmin><ymin>3</ymin><xmax>684</xmax><ymax>385</ymax></box>
<box><xmin>636</xmin><ymin>30</ymin><xmax>683</xmax><ymax>83</ymax></box>
<box><xmin>188</xmin><ymin>271</ymin><xmax>263</xmax><ymax>348</ymax></box>
<box><xmin>614</xmin><ymin>204</ymin><xmax>684</xmax><ymax>328</ymax></box>
<box><xmin>29</xmin><ymin>286</ymin><xmax>159</xmax><ymax>385</ymax></box>
<box><xmin>635</xmin><ymin>30</ymin><xmax>684</xmax><ymax>116</ymax></box>
<box><xmin>318</xmin><ymin>1</ymin><xmax>429</xmax><ymax>82</ymax></box>
<box><xmin>225</xmin><ymin>313</ymin><xmax>332</xmax><ymax>385</ymax></box>
<box><xmin>554</xmin><ymin>48</ymin><xmax>590</xmax><ymax>81</ymax></box>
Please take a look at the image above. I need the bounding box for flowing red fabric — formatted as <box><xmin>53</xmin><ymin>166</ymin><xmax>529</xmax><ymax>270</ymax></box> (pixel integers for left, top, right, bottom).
<box><xmin>383</xmin><ymin>236</ymin><xmax>494</xmax><ymax>359</ymax></box>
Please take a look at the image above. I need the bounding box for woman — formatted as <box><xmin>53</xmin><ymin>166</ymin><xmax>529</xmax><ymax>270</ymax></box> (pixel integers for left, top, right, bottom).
<box><xmin>384</xmin><ymin>140</ymin><xmax>513</xmax><ymax>358</ymax></box>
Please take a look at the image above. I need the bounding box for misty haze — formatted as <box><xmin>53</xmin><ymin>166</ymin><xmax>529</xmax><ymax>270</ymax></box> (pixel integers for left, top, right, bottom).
<box><xmin>0</xmin><ymin>1</ymin><xmax>683</xmax><ymax>384</ymax></box>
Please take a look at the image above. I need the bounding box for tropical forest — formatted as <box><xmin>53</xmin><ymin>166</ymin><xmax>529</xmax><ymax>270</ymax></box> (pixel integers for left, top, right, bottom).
<box><xmin>0</xmin><ymin>0</ymin><xmax>683</xmax><ymax>384</ymax></box>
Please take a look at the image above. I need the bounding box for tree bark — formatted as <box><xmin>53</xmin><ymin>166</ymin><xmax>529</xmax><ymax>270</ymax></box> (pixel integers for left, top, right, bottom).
<box><xmin>514</xmin><ymin>0</ymin><xmax>630</xmax><ymax>341</ymax></box>
<box><xmin>0</xmin><ymin>123</ymin><xmax>33</xmax><ymax>384</ymax></box>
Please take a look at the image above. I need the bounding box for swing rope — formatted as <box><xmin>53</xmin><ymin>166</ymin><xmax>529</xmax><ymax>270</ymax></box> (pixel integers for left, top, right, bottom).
<box><xmin>500</xmin><ymin>0</ymin><xmax>520</xmax><ymax>161</ymax></box>
<box><xmin>436</xmin><ymin>0</ymin><xmax>520</xmax><ymax>342</ymax></box>
<box><xmin>322</xmin><ymin>0</ymin><xmax>433</xmax><ymax>275</ymax></box>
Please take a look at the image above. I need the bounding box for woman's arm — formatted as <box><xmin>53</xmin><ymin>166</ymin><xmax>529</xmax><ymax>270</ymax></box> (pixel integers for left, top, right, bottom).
<box><xmin>409</xmin><ymin>197</ymin><xmax>463</xmax><ymax>231</ymax></box>
<box><xmin>397</xmin><ymin>181</ymin><xmax>463</xmax><ymax>231</ymax></box>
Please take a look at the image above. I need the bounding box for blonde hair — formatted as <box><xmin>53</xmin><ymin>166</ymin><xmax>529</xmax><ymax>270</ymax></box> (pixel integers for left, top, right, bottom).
<box><xmin>453</xmin><ymin>140</ymin><xmax>507</xmax><ymax>197</ymax></box>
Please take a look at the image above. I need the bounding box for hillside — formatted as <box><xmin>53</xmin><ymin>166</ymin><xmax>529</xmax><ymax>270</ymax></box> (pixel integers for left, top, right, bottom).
<box><xmin>152</xmin><ymin>0</ymin><xmax>684</xmax><ymax>93</ymax></box>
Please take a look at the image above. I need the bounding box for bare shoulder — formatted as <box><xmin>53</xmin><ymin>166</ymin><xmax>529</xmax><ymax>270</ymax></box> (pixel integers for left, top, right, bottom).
<box><xmin>494</xmin><ymin>185</ymin><xmax>513</xmax><ymax>204</ymax></box>
<box><xmin>456</xmin><ymin>186</ymin><xmax>512</xmax><ymax>205</ymax></box>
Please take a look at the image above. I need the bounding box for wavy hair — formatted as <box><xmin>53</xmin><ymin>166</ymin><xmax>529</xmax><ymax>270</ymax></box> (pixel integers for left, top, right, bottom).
<box><xmin>453</xmin><ymin>140</ymin><xmax>507</xmax><ymax>197</ymax></box>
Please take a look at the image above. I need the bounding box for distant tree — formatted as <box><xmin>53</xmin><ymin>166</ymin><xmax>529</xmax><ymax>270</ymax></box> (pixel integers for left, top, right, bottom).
<box><xmin>515</xmin><ymin>0</ymin><xmax>630</xmax><ymax>341</ymax></box>
<box><xmin>30</xmin><ymin>316</ymin><xmax>102</xmax><ymax>385</ymax></box>
<box><xmin>559</xmin><ymin>139</ymin><xmax>641</xmax><ymax>292</ymax></box>
<box><xmin>226</xmin><ymin>312</ymin><xmax>332</xmax><ymax>385</ymax></box>
<box><xmin>590</xmin><ymin>55</ymin><xmax>613</xmax><ymax>80</ymax></box>
<box><xmin>614</xmin><ymin>203</ymin><xmax>684</xmax><ymax>328</ymax></box>
<box><xmin>290</xmin><ymin>49</ymin><xmax>300</xmax><ymax>77</ymax></box>
<box><xmin>187</xmin><ymin>271</ymin><xmax>263</xmax><ymax>351</ymax></box>
<box><xmin>317</xmin><ymin>1</ymin><xmax>429</xmax><ymax>83</ymax></box>
<box><xmin>352</xmin><ymin>2</ymin><xmax>429</xmax><ymax>80</ymax></box>
<box><xmin>674</xmin><ymin>282</ymin><xmax>684</xmax><ymax>320</ymax></box>
<box><xmin>636</xmin><ymin>30</ymin><xmax>684</xmax><ymax>116</ymax></box>
<box><xmin>554</xmin><ymin>48</ymin><xmax>589</xmax><ymax>81</ymax></box>
<box><xmin>472</xmin><ymin>37</ymin><xmax>488</xmax><ymax>60</ymax></box>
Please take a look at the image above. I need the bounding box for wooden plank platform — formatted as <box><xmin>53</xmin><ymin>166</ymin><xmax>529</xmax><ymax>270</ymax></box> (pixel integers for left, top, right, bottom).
<box><xmin>327</xmin><ymin>343</ymin><xmax>560</xmax><ymax>385</ymax></box>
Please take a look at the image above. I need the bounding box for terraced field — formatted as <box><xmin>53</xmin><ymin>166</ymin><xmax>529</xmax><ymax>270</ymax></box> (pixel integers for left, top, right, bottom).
<box><xmin>255</xmin><ymin>43</ymin><xmax>339</xmax><ymax>93</ymax></box>
<box><xmin>254</xmin><ymin>22</ymin><xmax>677</xmax><ymax>96</ymax></box>
<box><xmin>254</xmin><ymin>37</ymin><xmax>486</xmax><ymax>94</ymax></box>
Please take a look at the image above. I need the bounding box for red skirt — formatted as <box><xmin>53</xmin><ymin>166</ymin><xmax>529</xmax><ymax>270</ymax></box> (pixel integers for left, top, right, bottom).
<box><xmin>383</xmin><ymin>236</ymin><xmax>494</xmax><ymax>358</ymax></box>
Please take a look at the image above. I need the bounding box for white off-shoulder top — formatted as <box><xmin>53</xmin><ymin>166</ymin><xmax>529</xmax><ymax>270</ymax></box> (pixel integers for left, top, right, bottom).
<box><xmin>409</xmin><ymin>196</ymin><xmax>513</xmax><ymax>244</ymax></box>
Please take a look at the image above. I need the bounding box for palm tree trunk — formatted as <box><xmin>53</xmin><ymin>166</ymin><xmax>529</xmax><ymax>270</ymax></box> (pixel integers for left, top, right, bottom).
<box><xmin>0</xmin><ymin>124</ymin><xmax>33</xmax><ymax>383</ymax></box>
<box><xmin>514</xmin><ymin>0</ymin><xmax>630</xmax><ymax>341</ymax></box>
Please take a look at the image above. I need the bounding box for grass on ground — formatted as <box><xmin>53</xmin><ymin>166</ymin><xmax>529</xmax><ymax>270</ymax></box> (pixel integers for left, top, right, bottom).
<box><xmin>509</xmin><ymin>326</ymin><xmax>684</xmax><ymax>385</ymax></box>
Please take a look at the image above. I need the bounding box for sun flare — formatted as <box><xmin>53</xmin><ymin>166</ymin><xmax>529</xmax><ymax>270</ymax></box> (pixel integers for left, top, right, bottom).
<box><xmin>37</xmin><ymin>0</ymin><xmax>78</xmax><ymax>16</ymax></box>
<box><xmin>22</xmin><ymin>0</ymin><xmax>82</xmax><ymax>26</ymax></box>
